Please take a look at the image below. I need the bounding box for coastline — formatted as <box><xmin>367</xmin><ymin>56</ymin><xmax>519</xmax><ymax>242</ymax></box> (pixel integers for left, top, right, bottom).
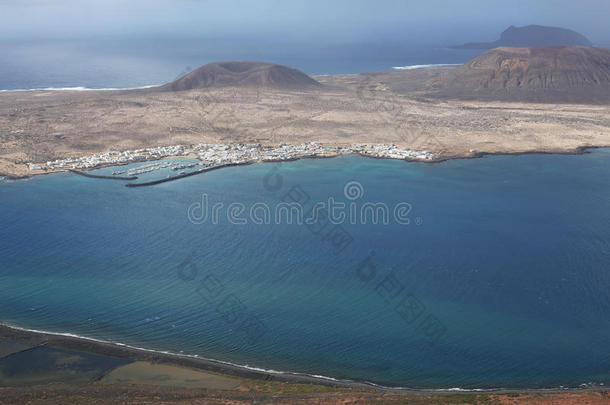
<box><xmin>1</xmin><ymin>66</ymin><xmax>609</xmax><ymax>399</ymax></box>
<box><xmin>0</xmin><ymin>322</ymin><xmax>606</xmax><ymax>393</ymax></box>
<box><xmin>0</xmin><ymin>323</ymin><xmax>381</xmax><ymax>391</ymax></box>
<box><xmin>3</xmin><ymin>142</ymin><xmax>438</xmax><ymax>181</ymax></box>
<box><xmin>2</xmin><ymin>144</ymin><xmax>608</xmax><ymax>184</ymax></box>
<box><xmin>69</xmin><ymin>169</ymin><xmax>138</xmax><ymax>180</ymax></box>
<box><xmin>3</xmin><ymin>66</ymin><xmax>610</xmax><ymax>182</ymax></box>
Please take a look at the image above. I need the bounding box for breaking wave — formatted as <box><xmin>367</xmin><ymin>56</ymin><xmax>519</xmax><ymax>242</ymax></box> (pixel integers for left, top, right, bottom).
<box><xmin>392</xmin><ymin>63</ymin><xmax>461</xmax><ymax>70</ymax></box>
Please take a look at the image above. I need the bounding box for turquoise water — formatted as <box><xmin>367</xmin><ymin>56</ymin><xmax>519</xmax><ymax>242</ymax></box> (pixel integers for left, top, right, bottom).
<box><xmin>1</xmin><ymin>151</ymin><xmax>610</xmax><ymax>389</ymax></box>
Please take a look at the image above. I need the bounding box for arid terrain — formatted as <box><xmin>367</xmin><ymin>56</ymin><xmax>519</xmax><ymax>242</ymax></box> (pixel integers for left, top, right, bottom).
<box><xmin>429</xmin><ymin>46</ymin><xmax>610</xmax><ymax>103</ymax></box>
<box><xmin>2</xmin><ymin>57</ymin><xmax>610</xmax><ymax>404</ymax></box>
<box><xmin>1</xmin><ymin>62</ymin><xmax>610</xmax><ymax>178</ymax></box>
<box><xmin>1</xmin><ymin>384</ymin><xmax>609</xmax><ymax>405</ymax></box>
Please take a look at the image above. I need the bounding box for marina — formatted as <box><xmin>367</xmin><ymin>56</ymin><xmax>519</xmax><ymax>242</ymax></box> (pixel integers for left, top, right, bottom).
<box><xmin>4</xmin><ymin>150</ymin><xmax>610</xmax><ymax>390</ymax></box>
<box><xmin>69</xmin><ymin>170</ymin><xmax>138</xmax><ymax>181</ymax></box>
<box><xmin>124</xmin><ymin>162</ymin><xmax>252</xmax><ymax>187</ymax></box>
<box><xmin>32</xmin><ymin>142</ymin><xmax>436</xmax><ymax>183</ymax></box>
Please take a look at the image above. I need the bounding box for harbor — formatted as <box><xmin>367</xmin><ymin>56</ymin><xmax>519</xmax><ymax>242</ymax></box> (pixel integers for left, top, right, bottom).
<box><xmin>124</xmin><ymin>162</ymin><xmax>252</xmax><ymax>187</ymax></box>
<box><xmin>30</xmin><ymin>142</ymin><xmax>436</xmax><ymax>184</ymax></box>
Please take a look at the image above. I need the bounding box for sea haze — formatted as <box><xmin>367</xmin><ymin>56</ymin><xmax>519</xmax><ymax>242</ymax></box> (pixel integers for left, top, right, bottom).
<box><xmin>0</xmin><ymin>37</ymin><xmax>483</xmax><ymax>90</ymax></box>
<box><xmin>1</xmin><ymin>151</ymin><xmax>610</xmax><ymax>388</ymax></box>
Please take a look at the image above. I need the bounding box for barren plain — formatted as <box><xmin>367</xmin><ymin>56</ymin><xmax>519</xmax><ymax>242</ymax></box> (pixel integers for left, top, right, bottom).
<box><xmin>1</xmin><ymin>67</ymin><xmax>609</xmax><ymax>178</ymax></box>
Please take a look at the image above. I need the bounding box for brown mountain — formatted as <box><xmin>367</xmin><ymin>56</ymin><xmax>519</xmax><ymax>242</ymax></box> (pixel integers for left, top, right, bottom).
<box><xmin>429</xmin><ymin>46</ymin><xmax>610</xmax><ymax>103</ymax></box>
<box><xmin>158</xmin><ymin>61</ymin><xmax>321</xmax><ymax>91</ymax></box>
<box><xmin>454</xmin><ymin>25</ymin><xmax>593</xmax><ymax>49</ymax></box>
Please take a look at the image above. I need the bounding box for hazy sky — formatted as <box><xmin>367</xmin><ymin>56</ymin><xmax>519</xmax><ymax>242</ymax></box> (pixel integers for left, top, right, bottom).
<box><xmin>2</xmin><ymin>0</ymin><xmax>610</xmax><ymax>44</ymax></box>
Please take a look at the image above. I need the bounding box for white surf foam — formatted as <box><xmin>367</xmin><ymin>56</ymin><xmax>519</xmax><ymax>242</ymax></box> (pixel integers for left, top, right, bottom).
<box><xmin>1</xmin><ymin>322</ymin><xmax>602</xmax><ymax>392</ymax></box>
<box><xmin>392</xmin><ymin>63</ymin><xmax>461</xmax><ymax>70</ymax></box>
<box><xmin>0</xmin><ymin>322</ymin><xmax>347</xmax><ymax>385</ymax></box>
<box><xmin>0</xmin><ymin>84</ymin><xmax>160</xmax><ymax>92</ymax></box>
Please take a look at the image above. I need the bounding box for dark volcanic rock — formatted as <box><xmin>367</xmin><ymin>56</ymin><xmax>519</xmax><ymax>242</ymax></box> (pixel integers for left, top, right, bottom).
<box><xmin>158</xmin><ymin>61</ymin><xmax>321</xmax><ymax>91</ymax></box>
<box><xmin>453</xmin><ymin>46</ymin><xmax>610</xmax><ymax>89</ymax></box>
<box><xmin>429</xmin><ymin>46</ymin><xmax>610</xmax><ymax>103</ymax></box>
<box><xmin>454</xmin><ymin>25</ymin><xmax>593</xmax><ymax>49</ymax></box>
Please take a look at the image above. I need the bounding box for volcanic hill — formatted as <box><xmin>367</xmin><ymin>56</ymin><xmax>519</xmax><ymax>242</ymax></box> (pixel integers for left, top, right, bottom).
<box><xmin>429</xmin><ymin>46</ymin><xmax>610</xmax><ymax>102</ymax></box>
<box><xmin>158</xmin><ymin>61</ymin><xmax>321</xmax><ymax>91</ymax></box>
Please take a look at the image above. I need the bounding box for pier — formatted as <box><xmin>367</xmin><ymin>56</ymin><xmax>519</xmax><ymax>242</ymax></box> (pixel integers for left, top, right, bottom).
<box><xmin>69</xmin><ymin>170</ymin><xmax>138</xmax><ymax>180</ymax></box>
<box><xmin>125</xmin><ymin>162</ymin><xmax>251</xmax><ymax>187</ymax></box>
<box><xmin>26</xmin><ymin>143</ymin><xmax>437</xmax><ymax>186</ymax></box>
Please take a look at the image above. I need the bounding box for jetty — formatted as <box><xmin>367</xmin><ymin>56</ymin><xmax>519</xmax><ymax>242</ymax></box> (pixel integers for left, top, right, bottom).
<box><xmin>24</xmin><ymin>143</ymin><xmax>437</xmax><ymax>185</ymax></box>
<box><xmin>125</xmin><ymin>162</ymin><xmax>251</xmax><ymax>187</ymax></box>
<box><xmin>32</xmin><ymin>143</ymin><xmax>434</xmax><ymax>174</ymax></box>
<box><xmin>69</xmin><ymin>170</ymin><xmax>138</xmax><ymax>180</ymax></box>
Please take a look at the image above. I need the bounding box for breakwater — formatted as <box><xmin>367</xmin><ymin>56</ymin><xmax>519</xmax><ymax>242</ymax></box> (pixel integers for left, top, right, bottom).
<box><xmin>69</xmin><ymin>170</ymin><xmax>138</xmax><ymax>180</ymax></box>
<box><xmin>125</xmin><ymin>162</ymin><xmax>252</xmax><ymax>187</ymax></box>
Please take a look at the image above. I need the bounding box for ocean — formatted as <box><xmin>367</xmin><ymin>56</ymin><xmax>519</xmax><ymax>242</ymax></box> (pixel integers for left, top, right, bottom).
<box><xmin>1</xmin><ymin>151</ymin><xmax>610</xmax><ymax>389</ymax></box>
<box><xmin>0</xmin><ymin>37</ymin><xmax>483</xmax><ymax>90</ymax></box>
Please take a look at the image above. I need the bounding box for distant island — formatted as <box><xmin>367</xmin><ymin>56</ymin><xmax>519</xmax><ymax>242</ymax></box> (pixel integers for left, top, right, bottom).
<box><xmin>452</xmin><ymin>25</ymin><xmax>593</xmax><ymax>49</ymax></box>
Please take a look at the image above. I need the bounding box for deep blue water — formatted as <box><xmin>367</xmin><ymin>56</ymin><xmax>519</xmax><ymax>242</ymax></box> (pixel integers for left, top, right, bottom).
<box><xmin>1</xmin><ymin>151</ymin><xmax>610</xmax><ymax>389</ymax></box>
<box><xmin>0</xmin><ymin>38</ymin><xmax>483</xmax><ymax>90</ymax></box>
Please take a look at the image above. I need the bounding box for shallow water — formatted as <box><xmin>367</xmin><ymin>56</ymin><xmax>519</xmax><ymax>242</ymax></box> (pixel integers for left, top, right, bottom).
<box><xmin>1</xmin><ymin>151</ymin><xmax>610</xmax><ymax>388</ymax></box>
